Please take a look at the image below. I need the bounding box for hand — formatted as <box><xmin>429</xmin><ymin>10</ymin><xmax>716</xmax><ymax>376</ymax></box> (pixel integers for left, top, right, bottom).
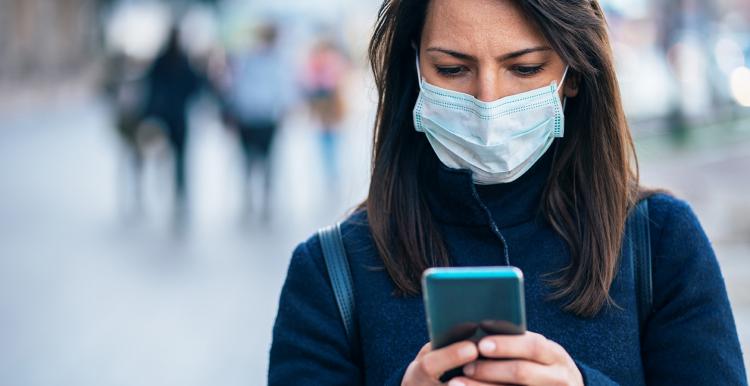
<box><xmin>450</xmin><ymin>332</ymin><xmax>584</xmax><ymax>386</ymax></box>
<box><xmin>401</xmin><ymin>340</ymin><xmax>479</xmax><ymax>386</ymax></box>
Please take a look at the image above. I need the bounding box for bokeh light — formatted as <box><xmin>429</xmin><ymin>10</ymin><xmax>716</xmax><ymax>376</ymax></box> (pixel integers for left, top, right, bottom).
<box><xmin>730</xmin><ymin>66</ymin><xmax>750</xmax><ymax>107</ymax></box>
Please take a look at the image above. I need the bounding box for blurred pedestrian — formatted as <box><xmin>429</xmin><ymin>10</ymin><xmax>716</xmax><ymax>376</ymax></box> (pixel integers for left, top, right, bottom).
<box><xmin>220</xmin><ymin>24</ymin><xmax>292</xmax><ymax>221</ymax></box>
<box><xmin>144</xmin><ymin>27</ymin><xmax>202</xmax><ymax>218</ymax></box>
<box><xmin>303</xmin><ymin>37</ymin><xmax>350</xmax><ymax>184</ymax></box>
<box><xmin>102</xmin><ymin>51</ymin><xmax>157</xmax><ymax>219</ymax></box>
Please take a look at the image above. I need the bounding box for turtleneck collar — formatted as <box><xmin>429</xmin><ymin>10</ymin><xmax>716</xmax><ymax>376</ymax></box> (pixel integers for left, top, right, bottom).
<box><xmin>422</xmin><ymin>142</ymin><xmax>556</xmax><ymax>228</ymax></box>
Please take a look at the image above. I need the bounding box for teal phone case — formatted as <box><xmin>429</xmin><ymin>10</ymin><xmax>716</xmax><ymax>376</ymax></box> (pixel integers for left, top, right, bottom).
<box><xmin>422</xmin><ymin>266</ymin><xmax>526</xmax><ymax>350</ymax></box>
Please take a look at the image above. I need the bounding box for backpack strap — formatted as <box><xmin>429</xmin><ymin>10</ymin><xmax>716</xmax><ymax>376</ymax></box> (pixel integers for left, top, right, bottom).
<box><xmin>318</xmin><ymin>204</ymin><xmax>653</xmax><ymax>350</ymax></box>
<box><xmin>317</xmin><ymin>223</ymin><xmax>359</xmax><ymax>352</ymax></box>
<box><xmin>628</xmin><ymin>199</ymin><xmax>653</xmax><ymax>331</ymax></box>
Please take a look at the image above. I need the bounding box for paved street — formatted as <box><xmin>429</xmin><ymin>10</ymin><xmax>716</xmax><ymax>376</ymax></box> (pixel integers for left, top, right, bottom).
<box><xmin>0</xmin><ymin>82</ymin><xmax>748</xmax><ymax>385</ymax></box>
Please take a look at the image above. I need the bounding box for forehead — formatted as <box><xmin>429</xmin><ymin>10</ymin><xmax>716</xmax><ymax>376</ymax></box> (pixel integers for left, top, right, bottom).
<box><xmin>421</xmin><ymin>0</ymin><xmax>548</xmax><ymax>53</ymax></box>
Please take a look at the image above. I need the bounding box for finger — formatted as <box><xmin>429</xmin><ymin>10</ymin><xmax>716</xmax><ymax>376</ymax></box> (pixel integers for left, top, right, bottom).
<box><xmin>418</xmin><ymin>341</ymin><xmax>478</xmax><ymax>379</ymax></box>
<box><xmin>416</xmin><ymin>341</ymin><xmax>432</xmax><ymax>359</ymax></box>
<box><xmin>477</xmin><ymin>332</ymin><xmax>561</xmax><ymax>365</ymax></box>
<box><xmin>463</xmin><ymin>359</ymin><xmax>562</xmax><ymax>385</ymax></box>
<box><xmin>445</xmin><ymin>376</ymin><xmax>501</xmax><ymax>386</ymax></box>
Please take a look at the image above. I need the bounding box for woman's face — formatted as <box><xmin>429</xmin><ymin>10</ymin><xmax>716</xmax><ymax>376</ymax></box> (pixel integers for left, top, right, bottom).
<box><xmin>419</xmin><ymin>0</ymin><xmax>578</xmax><ymax>102</ymax></box>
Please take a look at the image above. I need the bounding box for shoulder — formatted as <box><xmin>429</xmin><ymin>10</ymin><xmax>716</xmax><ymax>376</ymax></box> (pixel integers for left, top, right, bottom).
<box><xmin>289</xmin><ymin>208</ymin><xmax>376</xmax><ymax>275</ymax></box>
<box><xmin>641</xmin><ymin>192</ymin><xmax>723</xmax><ymax>293</ymax></box>
<box><xmin>643</xmin><ymin>192</ymin><xmax>709</xmax><ymax>247</ymax></box>
<box><xmin>339</xmin><ymin>209</ymin><xmax>378</xmax><ymax>257</ymax></box>
<box><xmin>644</xmin><ymin>191</ymin><xmax>694</xmax><ymax>221</ymax></box>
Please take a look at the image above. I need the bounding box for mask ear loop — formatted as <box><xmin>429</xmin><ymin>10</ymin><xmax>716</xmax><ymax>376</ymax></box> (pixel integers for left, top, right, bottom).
<box><xmin>559</xmin><ymin>65</ymin><xmax>570</xmax><ymax>111</ymax></box>
<box><xmin>559</xmin><ymin>65</ymin><xmax>570</xmax><ymax>88</ymax></box>
<box><xmin>411</xmin><ymin>41</ymin><xmax>426</xmax><ymax>89</ymax></box>
<box><xmin>415</xmin><ymin>55</ymin><xmax>423</xmax><ymax>83</ymax></box>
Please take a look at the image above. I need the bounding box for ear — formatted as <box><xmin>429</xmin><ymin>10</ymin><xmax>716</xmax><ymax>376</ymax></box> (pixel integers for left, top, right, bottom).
<box><xmin>564</xmin><ymin>72</ymin><xmax>580</xmax><ymax>98</ymax></box>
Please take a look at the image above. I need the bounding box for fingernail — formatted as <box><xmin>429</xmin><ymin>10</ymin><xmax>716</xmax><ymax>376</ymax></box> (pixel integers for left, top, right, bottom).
<box><xmin>479</xmin><ymin>339</ymin><xmax>496</xmax><ymax>353</ymax></box>
<box><xmin>448</xmin><ymin>380</ymin><xmax>466</xmax><ymax>386</ymax></box>
<box><xmin>458</xmin><ymin>345</ymin><xmax>476</xmax><ymax>359</ymax></box>
<box><xmin>463</xmin><ymin>362</ymin><xmax>475</xmax><ymax>376</ymax></box>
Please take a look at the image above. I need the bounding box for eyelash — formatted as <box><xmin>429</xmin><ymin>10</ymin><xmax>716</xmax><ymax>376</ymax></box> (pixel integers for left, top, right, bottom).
<box><xmin>513</xmin><ymin>65</ymin><xmax>545</xmax><ymax>76</ymax></box>
<box><xmin>435</xmin><ymin>66</ymin><xmax>467</xmax><ymax>77</ymax></box>
<box><xmin>433</xmin><ymin>65</ymin><xmax>545</xmax><ymax>78</ymax></box>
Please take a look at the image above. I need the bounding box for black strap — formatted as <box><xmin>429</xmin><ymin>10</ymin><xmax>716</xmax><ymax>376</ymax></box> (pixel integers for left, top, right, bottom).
<box><xmin>317</xmin><ymin>223</ymin><xmax>359</xmax><ymax>352</ymax></box>
<box><xmin>628</xmin><ymin>199</ymin><xmax>653</xmax><ymax>331</ymax></box>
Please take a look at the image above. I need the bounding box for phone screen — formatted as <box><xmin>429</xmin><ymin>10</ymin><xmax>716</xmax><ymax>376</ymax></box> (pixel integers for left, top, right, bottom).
<box><xmin>422</xmin><ymin>267</ymin><xmax>526</xmax><ymax>350</ymax></box>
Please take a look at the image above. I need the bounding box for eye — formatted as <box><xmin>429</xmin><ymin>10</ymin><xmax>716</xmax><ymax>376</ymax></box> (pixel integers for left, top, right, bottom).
<box><xmin>512</xmin><ymin>65</ymin><xmax>544</xmax><ymax>77</ymax></box>
<box><xmin>435</xmin><ymin>65</ymin><xmax>467</xmax><ymax>77</ymax></box>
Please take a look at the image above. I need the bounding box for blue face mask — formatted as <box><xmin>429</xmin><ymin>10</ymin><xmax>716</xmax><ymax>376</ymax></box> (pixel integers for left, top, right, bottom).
<box><xmin>413</xmin><ymin>57</ymin><xmax>569</xmax><ymax>184</ymax></box>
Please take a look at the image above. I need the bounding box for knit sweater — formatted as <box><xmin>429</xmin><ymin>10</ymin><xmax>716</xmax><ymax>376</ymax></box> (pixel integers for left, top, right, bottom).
<box><xmin>268</xmin><ymin>149</ymin><xmax>747</xmax><ymax>385</ymax></box>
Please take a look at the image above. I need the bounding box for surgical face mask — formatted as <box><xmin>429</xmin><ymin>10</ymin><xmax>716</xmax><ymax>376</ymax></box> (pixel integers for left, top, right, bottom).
<box><xmin>413</xmin><ymin>57</ymin><xmax>569</xmax><ymax>184</ymax></box>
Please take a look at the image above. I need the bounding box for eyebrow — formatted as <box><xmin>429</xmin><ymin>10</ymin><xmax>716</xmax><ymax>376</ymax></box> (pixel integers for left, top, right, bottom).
<box><xmin>425</xmin><ymin>46</ymin><xmax>552</xmax><ymax>62</ymax></box>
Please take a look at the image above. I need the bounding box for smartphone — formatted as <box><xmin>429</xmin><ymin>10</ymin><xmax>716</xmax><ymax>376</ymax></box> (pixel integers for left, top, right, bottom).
<box><xmin>422</xmin><ymin>266</ymin><xmax>526</xmax><ymax>350</ymax></box>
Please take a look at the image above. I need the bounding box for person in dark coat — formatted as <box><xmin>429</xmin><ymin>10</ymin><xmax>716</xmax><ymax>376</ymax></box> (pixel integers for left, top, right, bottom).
<box><xmin>144</xmin><ymin>27</ymin><xmax>202</xmax><ymax>213</ymax></box>
<box><xmin>269</xmin><ymin>1</ymin><xmax>747</xmax><ymax>385</ymax></box>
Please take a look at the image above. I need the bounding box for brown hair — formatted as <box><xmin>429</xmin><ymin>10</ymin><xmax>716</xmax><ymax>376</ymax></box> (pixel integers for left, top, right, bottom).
<box><xmin>365</xmin><ymin>0</ymin><xmax>639</xmax><ymax>318</ymax></box>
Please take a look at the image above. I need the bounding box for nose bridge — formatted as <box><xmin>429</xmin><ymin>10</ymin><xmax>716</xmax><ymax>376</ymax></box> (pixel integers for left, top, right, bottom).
<box><xmin>475</xmin><ymin>66</ymin><xmax>503</xmax><ymax>102</ymax></box>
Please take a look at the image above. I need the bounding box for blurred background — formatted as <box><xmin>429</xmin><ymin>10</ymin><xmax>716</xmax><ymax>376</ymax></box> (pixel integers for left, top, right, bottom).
<box><xmin>0</xmin><ymin>0</ymin><xmax>748</xmax><ymax>384</ymax></box>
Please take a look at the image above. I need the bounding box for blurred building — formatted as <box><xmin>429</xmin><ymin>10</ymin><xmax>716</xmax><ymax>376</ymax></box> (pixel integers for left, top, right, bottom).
<box><xmin>601</xmin><ymin>0</ymin><xmax>750</xmax><ymax>137</ymax></box>
<box><xmin>0</xmin><ymin>0</ymin><xmax>101</xmax><ymax>84</ymax></box>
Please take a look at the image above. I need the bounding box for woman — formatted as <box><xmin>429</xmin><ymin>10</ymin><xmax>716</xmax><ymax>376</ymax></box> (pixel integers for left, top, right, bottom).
<box><xmin>269</xmin><ymin>1</ymin><xmax>747</xmax><ymax>385</ymax></box>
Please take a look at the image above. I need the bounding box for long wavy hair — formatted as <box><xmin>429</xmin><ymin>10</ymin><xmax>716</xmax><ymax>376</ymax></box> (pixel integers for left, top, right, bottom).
<box><xmin>365</xmin><ymin>0</ymin><xmax>639</xmax><ymax>318</ymax></box>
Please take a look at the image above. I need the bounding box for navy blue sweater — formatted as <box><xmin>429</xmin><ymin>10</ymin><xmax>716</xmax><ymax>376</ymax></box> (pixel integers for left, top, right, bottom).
<box><xmin>268</xmin><ymin>149</ymin><xmax>747</xmax><ymax>385</ymax></box>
